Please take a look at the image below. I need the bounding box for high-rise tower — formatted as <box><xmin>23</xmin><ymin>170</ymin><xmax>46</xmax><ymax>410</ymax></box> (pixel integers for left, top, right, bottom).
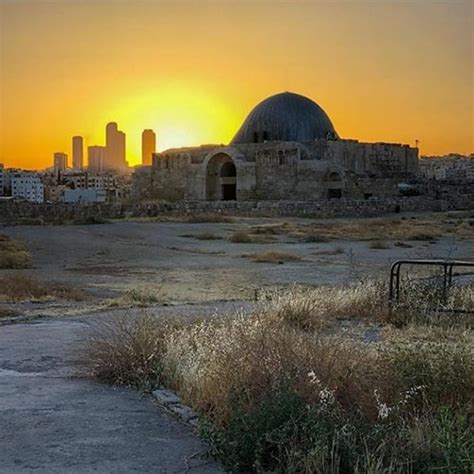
<box><xmin>141</xmin><ymin>129</ymin><xmax>156</xmax><ymax>166</ymax></box>
<box><xmin>117</xmin><ymin>130</ymin><xmax>126</xmax><ymax>169</ymax></box>
<box><xmin>72</xmin><ymin>136</ymin><xmax>84</xmax><ymax>170</ymax></box>
<box><xmin>88</xmin><ymin>146</ymin><xmax>105</xmax><ymax>174</ymax></box>
<box><xmin>105</xmin><ymin>122</ymin><xmax>127</xmax><ymax>171</ymax></box>
<box><xmin>53</xmin><ymin>152</ymin><xmax>68</xmax><ymax>172</ymax></box>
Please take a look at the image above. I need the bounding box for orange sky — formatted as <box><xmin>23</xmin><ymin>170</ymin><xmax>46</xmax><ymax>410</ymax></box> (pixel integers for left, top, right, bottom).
<box><xmin>1</xmin><ymin>0</ymin><xmax>473</xmax><ymax>169</ymax></box>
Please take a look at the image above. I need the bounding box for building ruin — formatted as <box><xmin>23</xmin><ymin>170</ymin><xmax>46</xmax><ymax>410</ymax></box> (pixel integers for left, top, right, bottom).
<box><xmin>133</xmin><ymin>92</ymin><xmax>419</xmax><ymax>201</ymax></box>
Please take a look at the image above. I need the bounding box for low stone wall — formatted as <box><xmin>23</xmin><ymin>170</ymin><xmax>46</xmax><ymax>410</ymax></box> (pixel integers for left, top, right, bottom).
<box><xmin>0</xmin><ymin>194</ymin><xmax>473</xmax><ymax>225</ymax></box>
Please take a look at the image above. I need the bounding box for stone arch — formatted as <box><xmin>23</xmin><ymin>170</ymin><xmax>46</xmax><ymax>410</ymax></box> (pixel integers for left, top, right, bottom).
<box><xmin>325</xmin><ymin>168</ymin><xmax>345</xmax><ymax>199</ymax></box>
<box><xmin>206</xmin><ymin>153</ymin><xmax>237</xmax><ymax>201</ymax></box>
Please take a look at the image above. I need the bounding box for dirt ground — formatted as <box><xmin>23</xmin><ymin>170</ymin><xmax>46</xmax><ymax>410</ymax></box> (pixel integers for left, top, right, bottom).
<box><xmin>0</xmin><ymin>212</ymin><xmax>472</xmax><ymax>472</ymax></box>
<box><xmin>1</xmin><ymin>213</ymin><xmax>472</xmax><ymax>306</ymax></box>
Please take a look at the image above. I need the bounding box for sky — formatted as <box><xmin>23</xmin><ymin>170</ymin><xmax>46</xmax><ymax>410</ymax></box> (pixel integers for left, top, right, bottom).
<box><xmin>0</xmin><ymin>0</ymin><xmax>472</xmax><ymax>169</ymax></box>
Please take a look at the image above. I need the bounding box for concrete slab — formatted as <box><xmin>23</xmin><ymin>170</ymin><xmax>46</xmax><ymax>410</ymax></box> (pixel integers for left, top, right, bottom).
<box><xmin>0</xmin><ymin>317</ymin><xmax>222</xmax><ymax>473</ymax></box>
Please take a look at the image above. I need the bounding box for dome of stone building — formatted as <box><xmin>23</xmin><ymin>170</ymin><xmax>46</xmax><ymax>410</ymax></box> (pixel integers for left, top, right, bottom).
<box><xmin>230</xmin><ymin>92</ymin><xmax>338</xmax><ymax>144</ymax></box>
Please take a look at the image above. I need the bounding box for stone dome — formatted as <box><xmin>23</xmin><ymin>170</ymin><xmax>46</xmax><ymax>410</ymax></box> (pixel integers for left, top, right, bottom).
<box><xmin>230</xmin><ymin>92</ymin><xmax>338</xmax><ymax>144</ymax></box>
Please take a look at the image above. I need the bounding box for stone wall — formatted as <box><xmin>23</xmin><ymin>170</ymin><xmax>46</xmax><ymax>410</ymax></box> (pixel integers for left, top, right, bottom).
<box><xmin>134</xmin><ymin>138</ymin><xmax>419</xmax><ymax>202</ymax></box>
<box><xmin>1</xmin><ymin>194</ymin><xmax>473</xmax><ymax>225</ymax></box>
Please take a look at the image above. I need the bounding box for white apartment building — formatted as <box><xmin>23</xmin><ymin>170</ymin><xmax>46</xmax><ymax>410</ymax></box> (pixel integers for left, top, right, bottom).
<box><xmin>11</xmin><ymin>172</ymin><xmax>44</xmax><ymax>203</ymax></box>
<box><xmin>64</xmin><ymin>188</ymin><xmax>106</xmax><ymax>204</ymax></box>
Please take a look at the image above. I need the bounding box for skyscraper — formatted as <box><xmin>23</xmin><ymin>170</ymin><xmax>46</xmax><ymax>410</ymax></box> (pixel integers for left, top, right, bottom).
<box><xmin>117</xmin><ymin>130</ymin><xmax>126</xmax><ymax>170</ymax></box>
<box><xmin>72</xmin><ymin>136</ymin><xmax>84</xmax><ymax>170</ymax></box>
<box><xmin>105</xmin><ymin>122</ymin><xmax>127</xmax><ymax>171</ymax></box>
<box><xmin>88</xmin><ymin>146</ymin><xmax>105</xmax><ymax>174</ymax></box>
<box><xmin>142</xmin><ymin>129</ymin><xmax>156</xmax><ymax>166</ymax></box>
<box><xmin>53</xmin><ymin>152</ymin><xmax>68</xmax><ymax>172</ymax></box>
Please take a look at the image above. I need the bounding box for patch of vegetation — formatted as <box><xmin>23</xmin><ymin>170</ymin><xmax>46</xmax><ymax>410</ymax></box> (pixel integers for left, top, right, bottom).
<box><xmin>17</xmin><ymin>218</ymin><xmax>44</xmax><ymax>226</ymax></box>
<box><xmin>0</xmin><ymin>234</ymin><xmax>32</xmax><ymax>269</ymax></box>
<box><xmin>180</xmin><ymin>232</ymin><xmax>222</xmax><ymax>240</ymax></box>
<box><xmin>192</xmin><ymin>232</ymin><xmax>222</xmax><ymax>240</ymax></box>
<box><xmin>394</xmin><ymin>241</ymin><xmax>413</xmax><ymax>248</ymax></box>
<box><xmin>368</xmin><ymin>239</ymin><xmax>390</xmax><ymax>249</ymax></box>
<box><xmin>81</xmin><ymin>314</ymin><xmax>166</xmax><ymax>390</ymax></box>
<box><xmin>82</xmin><ymin>280</ymin><xmax>474</xmax><ymax>473</ymax></box>
<box><xmin>247</xmin><ymin>250</ymin><xmax>302</xmax><ymax>263</ymax></box>
<box><xmin>73</xmin><ymin>215</ymin><xmax>109</xmax><ymax>225</ymax></box>
<box><xmin>0</xmin><ymin>307</ymin><xmax>19</xmax><ymax>318</ymax></box>
<box><xmin>186</xmin><ymin>213</ymin><xmax>234</xmax><ymax>224</ymax></box>
<box><xmin>267</xmin><ymin>213</ymin><xmax>474</xmax><ymax>242</ymax></box>
<box><xmin>302</xmin><ymin>233</ymin><xmax>331</xmax><ymax>243</ymax></box>
<box><xmin>249</xmin><ymin>225</ymin><xmax>280</xmax><ymax>235</ymax></box>
<box><xmin>0</xmin><ymin>275</ymin><xmax>84</xmax><ymax>302</ymax></box>
<box><xmin>229</xmin><ymin>231</ymin><xmax>254</xmax><ymax>243</ymax></box>
<box><xmin>313</xmin><ymin>246</ymin><xmax>345</xmax><ymax>256</ymax></box>
<box><xmin>109</xmin><ymin>287</ymin><xmax>168</xmax><ymax>308</ymax></box>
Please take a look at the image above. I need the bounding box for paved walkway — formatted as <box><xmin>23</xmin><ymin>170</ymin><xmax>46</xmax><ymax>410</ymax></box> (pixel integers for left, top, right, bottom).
<box><xmin>0</xmin><ymin>316</ymin><xmax>223</xmax><ymax>473</ymax></box>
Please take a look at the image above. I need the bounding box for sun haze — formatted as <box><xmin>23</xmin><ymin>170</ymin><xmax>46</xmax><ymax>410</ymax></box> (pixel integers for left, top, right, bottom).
<box><xmin>0</xmin><ymin>0</ymin><xmax>472</xmax><ymax>169</ymax></box>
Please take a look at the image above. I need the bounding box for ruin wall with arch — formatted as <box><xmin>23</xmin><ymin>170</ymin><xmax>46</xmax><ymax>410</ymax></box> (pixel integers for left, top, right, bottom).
<box><xmin>132</xmin><ymin>139</ymin><xmax>419</xmax><ymax>202</ymax></box>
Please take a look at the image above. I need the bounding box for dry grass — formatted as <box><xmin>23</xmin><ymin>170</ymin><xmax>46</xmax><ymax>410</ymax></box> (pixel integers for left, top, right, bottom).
<box><xmin>0</xmin><ymin>274</ymin><xmax>84</xmax><ymax>302</ymax></box>
<box><xmin>313</xmin><ymin>246</ymin><xmax>345</xmax><ymax>256</ymax></box>
<box><xmin>249</xmin><ymin>225</ymin><xmax>280</xmax><ymax>235</ymax></box>
<box><xmin>394</xmin><ymin>241</ymin><xmax>413</xmax><ymax>248</ymax></box>
<box><xmin>80</xmin><ymin>313</ymin><xmax>167</xmax><ymax>389</ymax></box>
<box><xmin>81</xmin><ymin>279</ymin><xmax>474</xmax><ymax>472</ymax></box>
<box><xmin>229</xmin><ymin>231</ymin><xmax>254</xmax><ymax>243</ymax></box>
<box><xmin>260</xmin><ymin>213</ymin><xmax>474</xmax><ymax>242</ymax></box>
<box><xmin>0</xmin><ymin>307</ymin><xmax>19</xmax><ymax>318</ymax></box>
<box><xmin>181</xmin><ymin>232</ymin><xmax>222</xmax><ymax>240</ymax></box>
<box><xmin>246</xmin><ymin>250</ymin><xmax>302</xmax><ymax>263</ymax></box>
<box><xmin>0</xmin><ymin>234</ymin><xmax>32</xmax><ymax>269</ymax></box>
<box><xmin>186</xmin><ymin>213</ymin><xmax>234</xmax><ymax>224</ymax></box>
<box><xmin>263</xmin><ymin>281</ymin><xmax>389</xmax><ymax>331</ymax></box>
<box><xmin>368</xmin><ymin>240</ymin><xmax>390</xmax><ymax>249</ymax></box>
<box><xmin>108</xmin><ymin>286</ymin><xmax>168</xmax><ymax>308</ymax></box>
<box><xmin>230</xmin><ymin>230</ymin><xmax>276</xmax><ymax>244</ymax></box>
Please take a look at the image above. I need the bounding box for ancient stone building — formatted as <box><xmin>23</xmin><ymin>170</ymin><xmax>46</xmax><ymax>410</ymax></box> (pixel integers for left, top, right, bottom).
<box><xmin>132</xmin><ymin>92</ymin><xmax>418</xmax><ymax>201</ymax></box>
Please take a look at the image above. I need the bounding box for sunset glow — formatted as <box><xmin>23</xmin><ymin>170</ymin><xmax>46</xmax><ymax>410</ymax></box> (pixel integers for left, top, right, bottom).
<box><xmin>1</xmin><ymin>0</ymin><xmax>472</xmax><ymax>169</ymax></box>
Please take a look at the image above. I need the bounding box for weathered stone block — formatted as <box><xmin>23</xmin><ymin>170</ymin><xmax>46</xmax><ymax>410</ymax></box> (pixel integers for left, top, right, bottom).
<box><xmin>152</xmin><ymin>389</ymin><xmax>181</xmax><ymax>406</ymax></box>
<box><xmin>168</xmin><ymin>403</ymin><xmax>198</xmax><ymax>423</ymax></box>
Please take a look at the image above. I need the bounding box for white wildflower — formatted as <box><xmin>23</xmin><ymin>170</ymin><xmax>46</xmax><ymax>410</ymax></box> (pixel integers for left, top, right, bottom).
<box><xmin>319</xmin><ymin>387</ymin><xmax>335</xmax><ymax>409</ymax></box>
<box><xmin>374</xmin><ymin>389</ymin><xmax>393</xmax><ymax>420</ymax></box>
<box><xmin>307</xmin><ymin>370</ymin><xmax>320</xmax><ymax>385</ymax></box>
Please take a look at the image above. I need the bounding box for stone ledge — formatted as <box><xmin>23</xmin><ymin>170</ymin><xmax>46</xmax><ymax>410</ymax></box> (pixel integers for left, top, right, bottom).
<box><xmin>152</xmin><ymin>389</ymin><xmax>199</xmax><ymax>427</ymax></box>
<box><xmin>152</xmin><ymin>388</ymin><xmax>181</xmax><ymax>406</ymax></box>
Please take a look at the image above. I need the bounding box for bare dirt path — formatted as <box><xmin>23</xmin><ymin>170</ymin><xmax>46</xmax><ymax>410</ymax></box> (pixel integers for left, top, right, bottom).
<box><xmin>0</xmin><ymin>310</ymin><xmax>224</xmax><ymax>473</ymax></box>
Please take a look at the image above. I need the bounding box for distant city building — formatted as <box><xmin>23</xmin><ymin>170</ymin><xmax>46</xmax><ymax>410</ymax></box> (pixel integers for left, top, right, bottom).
<box><xmin>53</xmin><ymin>152</ymin><xmax>68</xmax><ymax>173</ymax></box>
<box><xmin>72</xmin><ymin>136</ymin><xmax>84</xmax><ymax>170</ymax></box>
<box><xmin>64</xmin><ymin>188</ymin><xmax>106</xmax><ymax>204</ymax></box>
<box><xmin>105</xmin><ymin>122</ymin><xmax>127</xmax><ymax>171</ymax></box>
<box><xmin>141</xmin><ymin>129</ymin><xmax>156</xmax><ymax>166</ymax></box>
<box><xmin>11</xmin><ymin>172</ymin><xmax>44</xmax><ymax>203</ymax></box>
<box><xmin>87</xmin><ymin>174</ymin><xmax>118</xmax><ymax>190</ymax></box>
<box><xmin>88</xmin><ymin>146</ymin><xmax>106</xmax><ymax>174</ymax></box>
<box><xmin>44</xmin><ymin>184</ymin><xmax>66</xmax><ymax>203</ymax></box>
<box><xmin>117</xmin><ymin>130</ymin><xmax>126</xmax><ymax>169</ymax></box>
<box><xmin>0</xmin><ymin>163</ymin><xmax>4</xmax><ymax>197</ymax></box>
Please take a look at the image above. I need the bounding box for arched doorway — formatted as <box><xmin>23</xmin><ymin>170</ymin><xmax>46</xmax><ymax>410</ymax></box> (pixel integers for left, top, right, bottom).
<box><xmin>206</xmin><ymin>154</ymin><xmax>237</xmax><ymax>200</ymax></box>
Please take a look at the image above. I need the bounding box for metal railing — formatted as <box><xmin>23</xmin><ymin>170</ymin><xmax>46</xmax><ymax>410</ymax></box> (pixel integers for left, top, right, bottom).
<box><xmin>389</xmin><ymin>259</ymin><xmax>474</xmax><ymax>314</ymax></box>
